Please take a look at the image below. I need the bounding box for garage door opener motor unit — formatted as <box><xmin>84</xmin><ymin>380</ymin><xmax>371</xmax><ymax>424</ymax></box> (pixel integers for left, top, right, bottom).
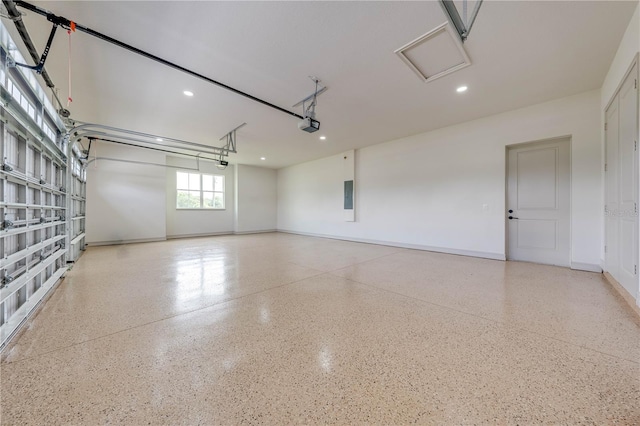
<box><xmin>297</xmin><ymin>77</ymin><xmax>324</xmax><ymax>133</ymax></box>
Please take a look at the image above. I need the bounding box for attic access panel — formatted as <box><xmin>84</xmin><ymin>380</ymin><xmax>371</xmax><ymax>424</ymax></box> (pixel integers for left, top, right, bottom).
<box><xmin>395</xmin><ymin>22</ymin><xmax>471</xmax><ymax>83</ymax></box>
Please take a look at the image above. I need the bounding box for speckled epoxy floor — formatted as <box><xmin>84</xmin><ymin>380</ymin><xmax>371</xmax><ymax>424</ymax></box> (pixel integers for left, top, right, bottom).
<box><xmin>1</xmin><ymin>233</ymin><xmax>639</xmax><ymax>424</ymax></box>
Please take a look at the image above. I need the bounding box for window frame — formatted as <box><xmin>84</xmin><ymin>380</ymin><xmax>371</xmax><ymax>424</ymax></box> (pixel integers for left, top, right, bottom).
<box><xmin>176</xmin><ymin>171</ymin><xmax>225</xmax><ymax>210</ymax></box>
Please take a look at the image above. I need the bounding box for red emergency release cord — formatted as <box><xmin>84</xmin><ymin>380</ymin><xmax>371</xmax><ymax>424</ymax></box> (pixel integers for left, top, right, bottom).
<box><xmin>66</xmin><ymin>21</ymin><xmax>75</xmax><ymax>107</ymax></box>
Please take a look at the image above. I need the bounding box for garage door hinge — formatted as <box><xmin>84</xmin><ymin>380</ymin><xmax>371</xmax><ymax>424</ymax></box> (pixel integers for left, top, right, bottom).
<box><xmin>1</xmin><ymin>274</ymin><xmax>14</xmax><ymax>288</ymax></box>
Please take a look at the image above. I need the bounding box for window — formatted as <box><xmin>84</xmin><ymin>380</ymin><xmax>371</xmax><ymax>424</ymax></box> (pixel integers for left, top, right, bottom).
<box><xmin>176</xmin><ymin>171</ymin><xmax>224</xmax><ymax>209</ymax></box>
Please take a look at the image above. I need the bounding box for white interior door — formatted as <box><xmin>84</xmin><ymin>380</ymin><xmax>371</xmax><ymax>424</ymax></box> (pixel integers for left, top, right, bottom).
<box><xmin>606</xmin><ymin>64</ymin><xmax>638</xmax><ymax>299</ymax></box>
<box><xmin>507</xmin><ymin>138</ymin><xmax>571</xmax><ymax>267</ymax></box>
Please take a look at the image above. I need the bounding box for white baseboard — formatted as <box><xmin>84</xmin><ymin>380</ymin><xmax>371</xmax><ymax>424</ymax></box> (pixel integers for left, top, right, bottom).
<box><xmin>166</xmin><ymin>231</ymin><xmax>233</xmax><ymax>240</ymax></box>
<box><xmin>86</xmin><ymin>237</ymin><xmax>166</xmax><ymax>246</ymax></box>
<box><xmin>570</xmin><ymin>262</ymin><xmax>602</xmax><ymax>273</ymax></box>
<box><xmin>233</xmin><ymin>229</ymin><xmax>278</xmax><ymax>235</ymax></box>
<box><xmin>277</xmin><ymin>229</ymin><xmax>506</xmax><ymax>261</ymax></box>
<box><xmin>87</xmin><ymin>230</ymin><xmax>279</xmax><ymax>245</ymax></box>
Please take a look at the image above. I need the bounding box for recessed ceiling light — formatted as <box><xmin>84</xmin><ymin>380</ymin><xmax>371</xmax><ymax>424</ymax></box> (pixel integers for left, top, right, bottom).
<box><xmin>319</xmin><ymin>136</ymin><xmax>326</xmax><ymax>140</ymax></box>
<box><xmin>156</xmin><ymin>138</ymin><xmax>163</xmax><ymax>142</ymax></box>
<box><xmin>260</xmin><ymin>157</ymin><xmax>266</xmax><ymax>161</ymax></box>
<box><xmin>456</xmin><ymin>86</ymin><xmax>468</xmax><ymax>93</ymax></box>
<box><xmin>183</xmin><ymin>90</ymin><xmax>194</xmax><ymax>97</ymax></box>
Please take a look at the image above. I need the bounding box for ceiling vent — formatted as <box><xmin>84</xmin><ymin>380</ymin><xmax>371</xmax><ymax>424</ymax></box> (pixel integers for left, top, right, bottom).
<box><xmin>395</xmin><ymin>22</ymin><xmax>471</xmax><ymax>83</ymax></box>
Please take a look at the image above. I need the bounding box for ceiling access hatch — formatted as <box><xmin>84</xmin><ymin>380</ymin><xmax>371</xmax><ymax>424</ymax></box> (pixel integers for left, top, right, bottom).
<box><xmin>395</xmin><ymin>22</ymin><xmax>471</xmax><ymax>83</ymax></box>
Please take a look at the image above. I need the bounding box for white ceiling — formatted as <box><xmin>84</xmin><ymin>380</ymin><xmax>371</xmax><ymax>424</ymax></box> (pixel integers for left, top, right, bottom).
<box><xmin>6</xmin><ymin>1</ymin><xmax>637</xmax><ymax>168</ymax></box>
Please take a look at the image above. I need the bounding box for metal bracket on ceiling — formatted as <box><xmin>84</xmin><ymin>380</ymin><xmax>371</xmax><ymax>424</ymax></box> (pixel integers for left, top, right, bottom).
<box><xmin>218</xmin><ymin>122</ymin><xmax>246</xmax><ymax>155</ymax></box>
<box><xmin>439</xmin><ymin>0</ymin><xmax>483</xmax><ymax>42</ymax></box>
<box><xmin>292</xmin><ymin>77</ymin><xmax>327</xmax><ymax>120</ymax></box>
<box><xmin>216</xmin><ymin>122</ymin><xmax>246</xmax><ymax>169</ymax></box>
<box><xmin>9</xmin><ymin>21</ymin><xmax>60</xmax><ymax>74</ymax></box>
<box><xmin>3</xmin><ymin>0</ymin><xmax>68</xmax><ymax>111</ymax></box>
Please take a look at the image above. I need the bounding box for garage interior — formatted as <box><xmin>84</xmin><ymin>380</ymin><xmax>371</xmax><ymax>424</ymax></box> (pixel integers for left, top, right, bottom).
<box><xmin>0</xmin><ymin>1</ymin><xmax>639</xmax><ymax>423</ymax></box>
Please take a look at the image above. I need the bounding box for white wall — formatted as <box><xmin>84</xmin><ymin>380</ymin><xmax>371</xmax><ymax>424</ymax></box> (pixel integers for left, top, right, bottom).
<box><xmin>86</xmin><ymin>141</ymin><xmax>166</xmax><ymax>244</ymax></box>
<box><xmin>278</xmin><ymin>90</ymin><xmax>602</xmax><ymax>269</ymax></box>
<box><xmin>86</xmin><ymin>147</ymin><xmax>279</xmax><ymax>243</ymax></box>
<box><xmin>165</xmin><ymin>156</ymin><xmax>235</xmax><ymax>238</ymax></box>
<box><xmin>234</xmin><ymin>164</ymin><xmax>277</xmax><ymax>233</ymax></box>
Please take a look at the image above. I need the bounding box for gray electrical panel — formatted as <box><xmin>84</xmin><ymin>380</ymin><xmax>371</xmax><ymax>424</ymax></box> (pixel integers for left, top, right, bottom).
<box><xmin>344</xmin><ymin>180</ymin><xmax>354</xmax><ymax>210</ymax></box>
